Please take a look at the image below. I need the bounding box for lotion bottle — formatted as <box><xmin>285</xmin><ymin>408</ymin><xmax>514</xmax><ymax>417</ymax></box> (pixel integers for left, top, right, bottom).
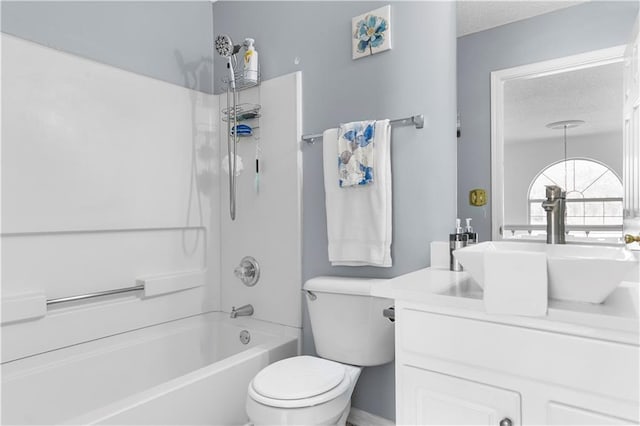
<box><xmin>464</xmin><ymin>218</ymin><xmax>478</xmax><ymax>245</ymax></box>
<box><xmin>243</xmin><ymin>38</ymin><xmax>258</xmax><ymax>84</ymax></box>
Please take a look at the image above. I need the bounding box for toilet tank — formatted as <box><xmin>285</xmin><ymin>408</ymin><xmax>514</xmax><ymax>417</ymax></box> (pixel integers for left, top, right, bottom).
<box><xmin>303</xmin><ymin>277</ymin><xmax>395</xmax><ymax>366</ymax></box>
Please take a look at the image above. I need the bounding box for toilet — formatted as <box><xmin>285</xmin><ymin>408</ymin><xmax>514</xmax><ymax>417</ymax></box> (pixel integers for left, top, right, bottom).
<box><xmin>246</xmin><ymin>277</ymin><xmax>395</xmax><ymax>426</ymax></box>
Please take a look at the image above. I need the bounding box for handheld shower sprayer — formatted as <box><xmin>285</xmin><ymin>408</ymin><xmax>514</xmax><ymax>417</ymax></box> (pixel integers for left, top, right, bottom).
<box><xmin>215</xmin><ymin>34</ymin><xmax>241</xmax><ymax>89</ymax></box>
<box><xmin>215</xmin><ymin>34</ymin><xmax>243</xmax><ymax>221</ymax></box>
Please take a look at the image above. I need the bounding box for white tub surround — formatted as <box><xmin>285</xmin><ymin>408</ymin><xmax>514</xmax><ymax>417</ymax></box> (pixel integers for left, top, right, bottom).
<box><xmin>1</xmin><ymin>33</ymin><xmax>220</xmax><ymax>361</ymax></box>
<box><xmin>2</xmin><ymin>33</ymin><xmax>303</xmax><ymax>362</ymax></box>
<box><xmin>374</xmin><ymin>268</ymin><xmax>639</xmax><ymax>425</ymax></box>
<box><xmin>2</xmin><ymin>32</ymin><xmax>304</xmax><ymax>426</ymax></box>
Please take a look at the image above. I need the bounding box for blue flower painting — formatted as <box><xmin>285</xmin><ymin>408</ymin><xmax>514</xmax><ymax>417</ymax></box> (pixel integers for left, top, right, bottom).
<box><xmin>352</xmin><ymin>5</ymin><xmax>392</xmax><ymax>60</ymax></box>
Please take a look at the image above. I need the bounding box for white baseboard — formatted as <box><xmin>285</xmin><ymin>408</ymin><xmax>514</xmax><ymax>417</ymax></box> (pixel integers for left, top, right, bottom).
<box><xmin>347</xmin><ymin>407</ymin><xmax>395</xmax><ymax>426</ymax></box>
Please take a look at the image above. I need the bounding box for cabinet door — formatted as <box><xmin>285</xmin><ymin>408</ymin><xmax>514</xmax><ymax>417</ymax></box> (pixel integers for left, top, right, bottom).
<box><xmin>398</xmin><ymin>365</ymin><xmax>521</xmax><ymax>425</ymax></box>
<box><xmin>547</xmin><ymin>402</ymin><xmax>637</xmax><ymax>425</ymax></box>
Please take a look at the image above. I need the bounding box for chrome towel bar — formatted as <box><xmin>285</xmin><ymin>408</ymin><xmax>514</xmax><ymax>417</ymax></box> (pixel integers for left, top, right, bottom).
<box><xmin>301</xmin><ymin>114</ymin><xmax>424</xmax><ymax>144</ymax></box>
<box><xmin>46</xmin><ymin>284</ymin><xmax>144</xmax><ymax>306</ymax></box>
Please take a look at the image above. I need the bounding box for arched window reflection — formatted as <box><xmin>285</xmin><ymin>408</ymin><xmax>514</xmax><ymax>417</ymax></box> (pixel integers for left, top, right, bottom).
<box><xmin>528</xmin><ymin>159</ymin><xmax>623</xmax><ymax>235</ymax></box>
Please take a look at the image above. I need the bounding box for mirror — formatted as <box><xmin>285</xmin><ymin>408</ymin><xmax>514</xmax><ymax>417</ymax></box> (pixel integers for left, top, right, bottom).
<box><xmin>491</xmin><ymin>46</ymin><xmax>627</xmax><ymax>244</ymax></box>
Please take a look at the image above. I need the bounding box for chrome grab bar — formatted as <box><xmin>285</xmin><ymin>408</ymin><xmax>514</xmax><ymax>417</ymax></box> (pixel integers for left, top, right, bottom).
<box><xmin>46</xmin><ymin>284</ymin><xmax>144</xmax><ymax>306</ymax></box>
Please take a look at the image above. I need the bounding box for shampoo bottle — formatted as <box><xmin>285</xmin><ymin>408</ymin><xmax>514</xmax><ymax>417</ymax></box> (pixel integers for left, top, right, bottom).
<box><xmin>449</xmin><ymin>218</ymin><xmax>468</xmax><ymax>272</ymax></box>
<box><xmin>243</xmin><ymin>38</ymin><xmax>258</xmax><ymax>84</ymax></box>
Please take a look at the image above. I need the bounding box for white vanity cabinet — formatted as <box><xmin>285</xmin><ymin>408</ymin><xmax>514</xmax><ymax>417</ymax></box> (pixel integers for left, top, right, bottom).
<box><xmin>395</xmin><ymin>302</ymin><xmax>640</xmax><ymax>425</ymax></box>
<box><xmin>399</xmin><ymin>365</ymin><xmax>520</xmax><ymax>425</ymax></box>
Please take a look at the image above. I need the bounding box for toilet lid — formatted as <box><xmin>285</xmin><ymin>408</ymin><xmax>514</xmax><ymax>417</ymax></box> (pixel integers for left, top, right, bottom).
<box><xmin>251</xmin><ymin>356</ymin><xmax>346</xmax><ymax>400</ymax></box>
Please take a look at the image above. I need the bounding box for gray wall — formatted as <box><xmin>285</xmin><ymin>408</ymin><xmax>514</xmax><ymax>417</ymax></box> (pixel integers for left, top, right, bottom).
<box><xmin>1</xmin><ymin>1</ymin><xmax>214</xmax><ymax>93</ymax></box>
<box><xmin>213</xmin><ymin>1</ymin><xmax>457</xmax><ymax>420</ymax></box>
<box><xmin>457</xmin><ymin>1</ymin><xmax>639</xmax><ymax>241</ymax></box>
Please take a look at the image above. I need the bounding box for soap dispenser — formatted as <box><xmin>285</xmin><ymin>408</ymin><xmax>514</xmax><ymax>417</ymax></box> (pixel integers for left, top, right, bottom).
<box><xmin>449</xmin><ymin>218</ymin><xmax>468</xmax><ymax>272</ymax></box>
<box><xmin>464</xmin><ymin>218</ymin><xmax>478</xmax><ymax>245</ymax></box>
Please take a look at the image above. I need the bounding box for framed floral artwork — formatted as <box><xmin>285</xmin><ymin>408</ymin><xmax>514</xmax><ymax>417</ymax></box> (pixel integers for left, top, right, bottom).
<box><xmin>352</xmin><ymin>5</ymin><xmax>392</xmax><ymax>60</ymax></box>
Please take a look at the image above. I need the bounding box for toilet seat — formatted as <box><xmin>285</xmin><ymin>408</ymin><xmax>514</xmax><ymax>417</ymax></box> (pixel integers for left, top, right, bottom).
<box><xmin>248</xmin><ymin>356</ymin><xmax>354</xmax><ymax>409</ymax></box>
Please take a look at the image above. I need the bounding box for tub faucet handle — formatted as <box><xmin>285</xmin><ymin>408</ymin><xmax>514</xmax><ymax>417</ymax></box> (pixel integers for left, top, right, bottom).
<box><xmin>234</xmin><ymin>256</ymin><xmax>260</xmax><ymax>286</ymax></box>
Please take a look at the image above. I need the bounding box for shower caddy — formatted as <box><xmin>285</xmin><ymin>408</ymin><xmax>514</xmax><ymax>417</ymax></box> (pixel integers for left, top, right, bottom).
<box><xmin>216</xmin><ymin>35</ymin><xmax>261</xmax><ymax>221</ymax></box>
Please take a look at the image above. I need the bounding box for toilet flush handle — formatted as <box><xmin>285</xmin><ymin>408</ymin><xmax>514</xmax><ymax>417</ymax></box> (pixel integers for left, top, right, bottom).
<box><xmin>382</xmin><ymin>306</ymin><xmax>395</xmax><ymax>322</ymax></box>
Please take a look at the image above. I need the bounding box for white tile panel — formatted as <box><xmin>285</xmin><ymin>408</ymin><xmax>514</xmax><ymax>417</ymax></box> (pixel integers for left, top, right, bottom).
<box><xmin>219</xmin><ymin>72</ymin><xmax>302</xmax><ymax>329</ymax></box>
<box><xmin>1</xmin><ymin>34</ymin><xmax>217</xmax><ymax>233</ymax></box>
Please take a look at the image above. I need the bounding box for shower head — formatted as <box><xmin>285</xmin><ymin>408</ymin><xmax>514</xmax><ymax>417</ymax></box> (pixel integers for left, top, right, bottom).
<box><xmin>215</xmin><ymin>34</ymin><xmax>241</xmax><ymax>57</ymax></box>
<box><xmin>215</xmin><ymin>34</ymin><xmax>242</xmax><ymax>89</ymax></box>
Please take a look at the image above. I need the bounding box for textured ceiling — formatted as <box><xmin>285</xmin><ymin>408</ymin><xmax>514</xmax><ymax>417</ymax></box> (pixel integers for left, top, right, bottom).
<box><xmin>457</xmin><ymin>1</ymin><xmax>622</xmax><ymax>145</ymax></box>
<box><xmin>504</xmin><ymin>61</ymin><xmax>623</xmax><ymax>144</ymax></box>
<box><xmin>456</xmin><ymin>1</ymin><xmax>588</xmax><ymax>37</ymax></box>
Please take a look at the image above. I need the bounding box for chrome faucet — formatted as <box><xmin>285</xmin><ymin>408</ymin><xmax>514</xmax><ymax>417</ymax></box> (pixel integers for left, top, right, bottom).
<box><xmin>230</xmin><ymin>304</ymin><xmax>254</xmax><ymax>318</ymax></box>
<box><xmin>541</xmin><ymin>185</ymin><xmax>566</xmax><ymax>244</ymax></box>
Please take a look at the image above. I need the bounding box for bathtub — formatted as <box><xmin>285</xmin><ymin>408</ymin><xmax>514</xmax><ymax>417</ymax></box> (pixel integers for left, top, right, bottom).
<box><xmin>1</xmin><ymin>312</ymin><xmax>299</xmax><ymax>425</ymax></box>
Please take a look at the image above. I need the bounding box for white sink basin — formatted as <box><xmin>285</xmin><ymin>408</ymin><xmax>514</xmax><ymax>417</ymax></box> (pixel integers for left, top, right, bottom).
<box><xmin>454</xmin><ymin>241</ymin><xmax>638</xmax><ymax>303</ymax></box>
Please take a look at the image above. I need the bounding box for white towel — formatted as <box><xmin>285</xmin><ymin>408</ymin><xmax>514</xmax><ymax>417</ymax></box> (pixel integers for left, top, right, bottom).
<box><xmin>323</xmin><ymin>119</ymin><xmax>392</xmax><ymax>267</ymax></box>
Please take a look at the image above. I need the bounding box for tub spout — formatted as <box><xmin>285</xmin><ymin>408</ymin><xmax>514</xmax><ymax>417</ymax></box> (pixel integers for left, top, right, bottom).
<box><xmin>230</xmin><ymin>304</ymin><xmax>253</xmax><ymax>318</ymax></box>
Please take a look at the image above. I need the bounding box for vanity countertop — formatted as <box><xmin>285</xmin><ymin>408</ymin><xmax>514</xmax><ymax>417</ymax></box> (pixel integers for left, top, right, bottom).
<box><xmin>372</xmin><ymin>267</ymin><xmax>639</xmax><ymax>345</ymax></box>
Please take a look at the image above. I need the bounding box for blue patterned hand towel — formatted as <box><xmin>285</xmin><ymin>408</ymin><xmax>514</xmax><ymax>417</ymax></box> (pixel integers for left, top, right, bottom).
<box><xmin>338</xmin><ymin>120</ymin><xmax>376</xmax><ymax>187</ymax></box>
